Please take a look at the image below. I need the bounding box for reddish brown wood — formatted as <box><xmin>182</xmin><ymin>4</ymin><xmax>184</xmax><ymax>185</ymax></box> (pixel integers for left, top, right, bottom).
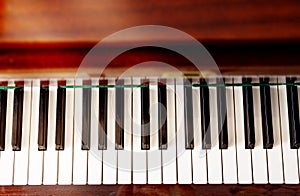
<box><xmin>0</xmin><ymin>41</ymin><xmax>299</xmax><ymax>76</ymax></box>
<box><xmin>0</xmin><ymin>185</ymin><xmax>300</xmax><ymax>195</ymax></box>
<box><xmin>0</xmin><ymin>0</ymin><xmax>299</xmax><ymax>75</ymax></box>
<box><xmin>0</xmin><ymin>0</ymin><xmax>299</xmax><ymax>42</ymax></box>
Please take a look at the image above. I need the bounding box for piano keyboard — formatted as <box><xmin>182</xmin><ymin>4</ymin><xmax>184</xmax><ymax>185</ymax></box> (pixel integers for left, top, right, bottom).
<box><xmin>0</xmin><ymin>76</ymin><xmax>300</xmax><ymax>185</ymax></box>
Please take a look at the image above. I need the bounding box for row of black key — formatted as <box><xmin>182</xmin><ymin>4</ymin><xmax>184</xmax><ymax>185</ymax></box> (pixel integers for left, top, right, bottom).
<box><xmin>1</xmin><ymin>78</ymin><xmax>300</xmax><ymax>151</ymax></box>
<box><xmin>0</xmin><ymin>82</ymin><xmax>24</xmax><ymax>151</ymax></box>
<box><xmin>184</xmin><ymin>77</ymin><xmax>295</xmax><ymax>150</ymax></box>
<box><xmin>184</xmin><ymin>78</ymin><xmax>225</xmax><ymax>150</ymax></box>
<box><xmin>241</xmin><ymin>77</ymin><xmax>275</xmax><ymax>149</ymax></box>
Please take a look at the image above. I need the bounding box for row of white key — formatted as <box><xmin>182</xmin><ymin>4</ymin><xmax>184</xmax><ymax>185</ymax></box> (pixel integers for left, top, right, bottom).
<box><xmin>177</xmin><ymin>77</ymin><xmax>291</xmax><ymax>184</ymax></box>
<box><xmin>0</xmin><ymin>77</ymin><xmax>299</xmax><ymax>184</ymax></box>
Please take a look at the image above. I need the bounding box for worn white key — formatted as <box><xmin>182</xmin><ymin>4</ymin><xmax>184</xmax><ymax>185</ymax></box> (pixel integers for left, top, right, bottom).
<box><xmin>13</xmin><ymin>80</ymin><xmax>31</xmax><ymax>185</ymax></box>
<box><xmin>88</xmin><ymin>78</ymin><xmax>102</xmax><ymax>185</ymax></box>
<box><xmin>176</xmin><ymin>78</ymin><xmax>192</xmax><ymax>184</ymax></box>
<box><xmin>251</xmin><ymin>77</ymin><xmax>268</xmax><ymax>184</ymax></box>
<box><xmin>58</xmin><ymin>79</ymin><xmax>74</xmax><ymax>185</ymax></box>
<box><xmin>132</xmin><ymin>77</ymin><xmax>147</xmax><ymax>184</ymax></box>
<box><xmin>0</xmin><ymin>81</ymin><xmax>15</xmax><ymax>185</ymax></box>
<box><xmin>102</xmin><ymin>78</ymin><xmax>117</xmax><ymax>184</ymax></box>
<box><xmin>117</xmin><ymin>78</ymin><xmax>132</xmax><ymax>184</ymax></box>
<box><xmin>162</xmin><ymin>79</ymin><xmax>177</xmax><ymax>184</ymax></box>
<box><xmin>267</xmin><ymin>77</ymin><xmax>283</xmax><ymax>183</ymax></box>
<box><xmin>296</xmin><ymin>78</ymin><xmax>300</xmax><ymax>184</ymax></box>
<box><xmin>207</xmin><ymin>78</ymin><xmax>222</xmax><ymax>184</ymax></box>
<box><xmin>43</xmin><ymin>80</ymin><xmax>58</xmax><ymax>185</ymax></box>
<box><xmin>192</xmin><ymin>78</ymin><xmax>207</xmax><ymax>184</ymax></box>
<box><xmin>222</xmin><ymin>78</ymin><xmax>238</xmax><ymax>184</ymax></box>
<box><xmin>147</xmin><ymin>78</ymin><xmax>162</xmax><ymax>184</ymax></box>
<box><xmin>234</xmin><ymin>77</ymin><xmax>252</xmax><ymax>184</ymax></box>
<box><xmin>73</xmin><ymin>79</ymin><xmax>88</xmax><ymax>185</ymax></box>
<box><xmin>278</xmin><ymin>76</ymin><xmax>299</xmax><ymax>184</ymax></box>
<box><xmin>28</xmin><ymin>80</ymin><xmax>43</xmax><ymax>185</ymax></box>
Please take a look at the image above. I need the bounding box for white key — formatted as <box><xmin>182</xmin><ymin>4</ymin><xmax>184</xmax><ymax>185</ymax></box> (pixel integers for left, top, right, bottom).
<box><xmin>207</xmin><ymin>78</ymin><xmax>222</xmax><ymax>184</ymax></box>
<box><xmin>222</xmin><ymin>78</ymin><xmax>238</xmax><ymax>184</ymax></box>
<box><xmin>132</xmin><ymin>77</ymin><xmax>147</xmax><ymax>184</ymax></box>
<box><xmin>147</xmin><ymin>78</ymin><xmax>162</xmax><ymax>184</ymax></box>
<box><xmin>251</xmin><ymin>77</ymin><xmax>268</xmax><ymax>184</ymax></box>
<box><xmin>43</xmin><ymin>80</ymin><xmax>58</xmax><ymax>185</ymax></box>
<box><xmin>117</xmin><ymin>78</ymin><xmax>132</xmax><ymax>184</ymax></box>
<box><xmin>278</xmin><ymin>76</ymin><xmax>299</xmax><ymax>184</ymax></box>
<box><xmin>13</xmin><ymin>80</ymin><xmax>32</xmax><ymax>185</ymax></box>
<box><xmin>175</xmin><ymin>78</ymin><xmax>192</xmax><ymax>184</ymax></box>
<box><xmin>0</xmin><ymin>81</ymin><xmax>15</xmax><ymax>185</ymax></box>
<box><xmin>267</xmin><ymin>77</ymin><xmax>283</xmax><ymax>183</ymax></box>
<box><xmin>162</xmin><ymin>79</ymin><xmax>177</xmax><ymax>184</ymax></box>
<box><xmin>28</xmin><ymin>80</ymin><xmax>43</xmax><ymax>185</ymax></box>
<box><xmin>88</xmin><ymin>79</ymin><xmax>102</xmax><ymax>185</ymax></box>
<box><xmin>102</xmin><ymin>78</ymin><xmax>117</xmax><ymax>184</ymax></box>
<box><xmin>73</xmin><ymin>79</ymin><xmax>87</xmax><ymax>185</ymax></box>
<box><xmin>234</xmin><ymin>77</ymin><xmax>252</xmax><ymax>184</ymax></box>
<box><xmin>58</xmin><ymin>79</ymin><xmax>74</xmax><ymax>185</ymax></box>
<box><xmin>192</xmin><ymin>78</ymin><xmax>207</xmax><ymax>184</ymax></box>
<box><xmin>297</xmin><ymin>78</ymin><xmax>300</xmax><ymax>183</ymax></box>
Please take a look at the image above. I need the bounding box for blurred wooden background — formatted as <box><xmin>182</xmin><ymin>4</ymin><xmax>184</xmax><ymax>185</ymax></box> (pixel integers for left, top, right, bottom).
<box><xmin>0</xmin><ymin>0</ymin><xmax>299</xmax><ymax>77</ymax></box>
<box><xmin>0</xmin><ymin>0</ymin><xmax>299</xmax><ymax>75</ymax></box>
<box><xmin>0</xmin><ymin>0</ymin><xmax>299</xmax><ymax>42</ymax></box>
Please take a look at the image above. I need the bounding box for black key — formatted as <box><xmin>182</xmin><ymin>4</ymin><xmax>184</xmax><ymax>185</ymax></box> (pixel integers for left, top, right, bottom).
<box><xmin>12</xmin><ymin>85</ymin><xmax>24</xmax><ymax>151</ymax></box>
<box><xmin>217</xmin><ymin>78</ymin><xmax>228</xmax><ymax>149</ymax></box>
<box><xmin>286</xmin><ymin>77</ymin><xmax>300</xmax><ymax>149</ymax></box>
<box><xmin>158</xmin><ymin>80</ymin><xmax>167</xmax><ymax>149</ymax></box>
<box><xmin>115</xmin><ymin>79</ymin><xmax>124</xmax><ymax>150</ymax></box>
<box><xmin>259</xmin><ymin>77</ymin><xmax>274</xmax><ymax>149</ymax></box>
<box><xmin>200</xmin><ymin>78</ymin><xmax>211</xmax><ymax>149</ymax></box>
<box><xmin>0</xmin><ymin>87</ymin><xmax>7</xmax><ymax>151</ymax></box>
<box><xmin>55</xmin><ymin>84</ymin><xmax>66</xmax><ymax>150</ymax></box>
<box><xmin>242</xmin><ymin>77</ymin><xmax>255</xmax><ymax>149</ymax></box>
<box><xmin>184</xmin><ymin>79</ymin><xmax>194</xmax><ymax>149</ymax></box>
<box><xmin>38</xmin><ymin>85</ymin><xmax>49</xmax><ymax>151</ymax></box>
<box><xmin>141</xmin><ymin>80</ymin><xmax>150</xmax><ymax>150</ymax></box>
<box><xmin>98</xmin><ymin>80</ymin><xmax>108</xmax><ymax>150</ymax></box>
<box><xmin>82</xmin><ymin>81</ymin><xmax>91</xmax><ymax>150</ymax></box>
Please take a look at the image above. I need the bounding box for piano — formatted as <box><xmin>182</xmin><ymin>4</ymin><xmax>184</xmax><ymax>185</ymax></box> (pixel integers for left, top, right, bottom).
<box><xmin>0</xmin><ymin>0</ymin><xmax>300</xmax><ymax>195</ymax></box>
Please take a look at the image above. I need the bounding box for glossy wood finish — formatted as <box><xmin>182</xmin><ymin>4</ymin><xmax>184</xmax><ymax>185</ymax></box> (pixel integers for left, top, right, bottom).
<box><xmin>0</xmin><ymin>0</ymin><xmax>299</xmax><ymax>76</ymax></box>
<box><xmin>0</xmin><ymin>42</ymin><xmax>299</xmax><ymax>77</ymax></box>
<box><xmin>0</xmin><ymin>0</ymin><xmax>299</xmax><ymax>42</ymax></box>
<box><xmin>1</xmin><ymin>185</ymin><xmax>300</xmax><ymax>195</ymax></box>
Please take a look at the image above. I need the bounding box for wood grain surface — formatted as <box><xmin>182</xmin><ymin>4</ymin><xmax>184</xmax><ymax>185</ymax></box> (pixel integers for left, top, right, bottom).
<box><xmin>0</xmin><ymin>41</ymin><xmax>299</xmax><ymax>76</ymax></box>
<box><xmin>0</xmin><ymin>0</ymin><xmax>299</xmax><ymax>42</ymax></box>
<box><xmin>1</xmin><ymin>184</ymin><xmax>300</xmax><ymax>196</ymax></box>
